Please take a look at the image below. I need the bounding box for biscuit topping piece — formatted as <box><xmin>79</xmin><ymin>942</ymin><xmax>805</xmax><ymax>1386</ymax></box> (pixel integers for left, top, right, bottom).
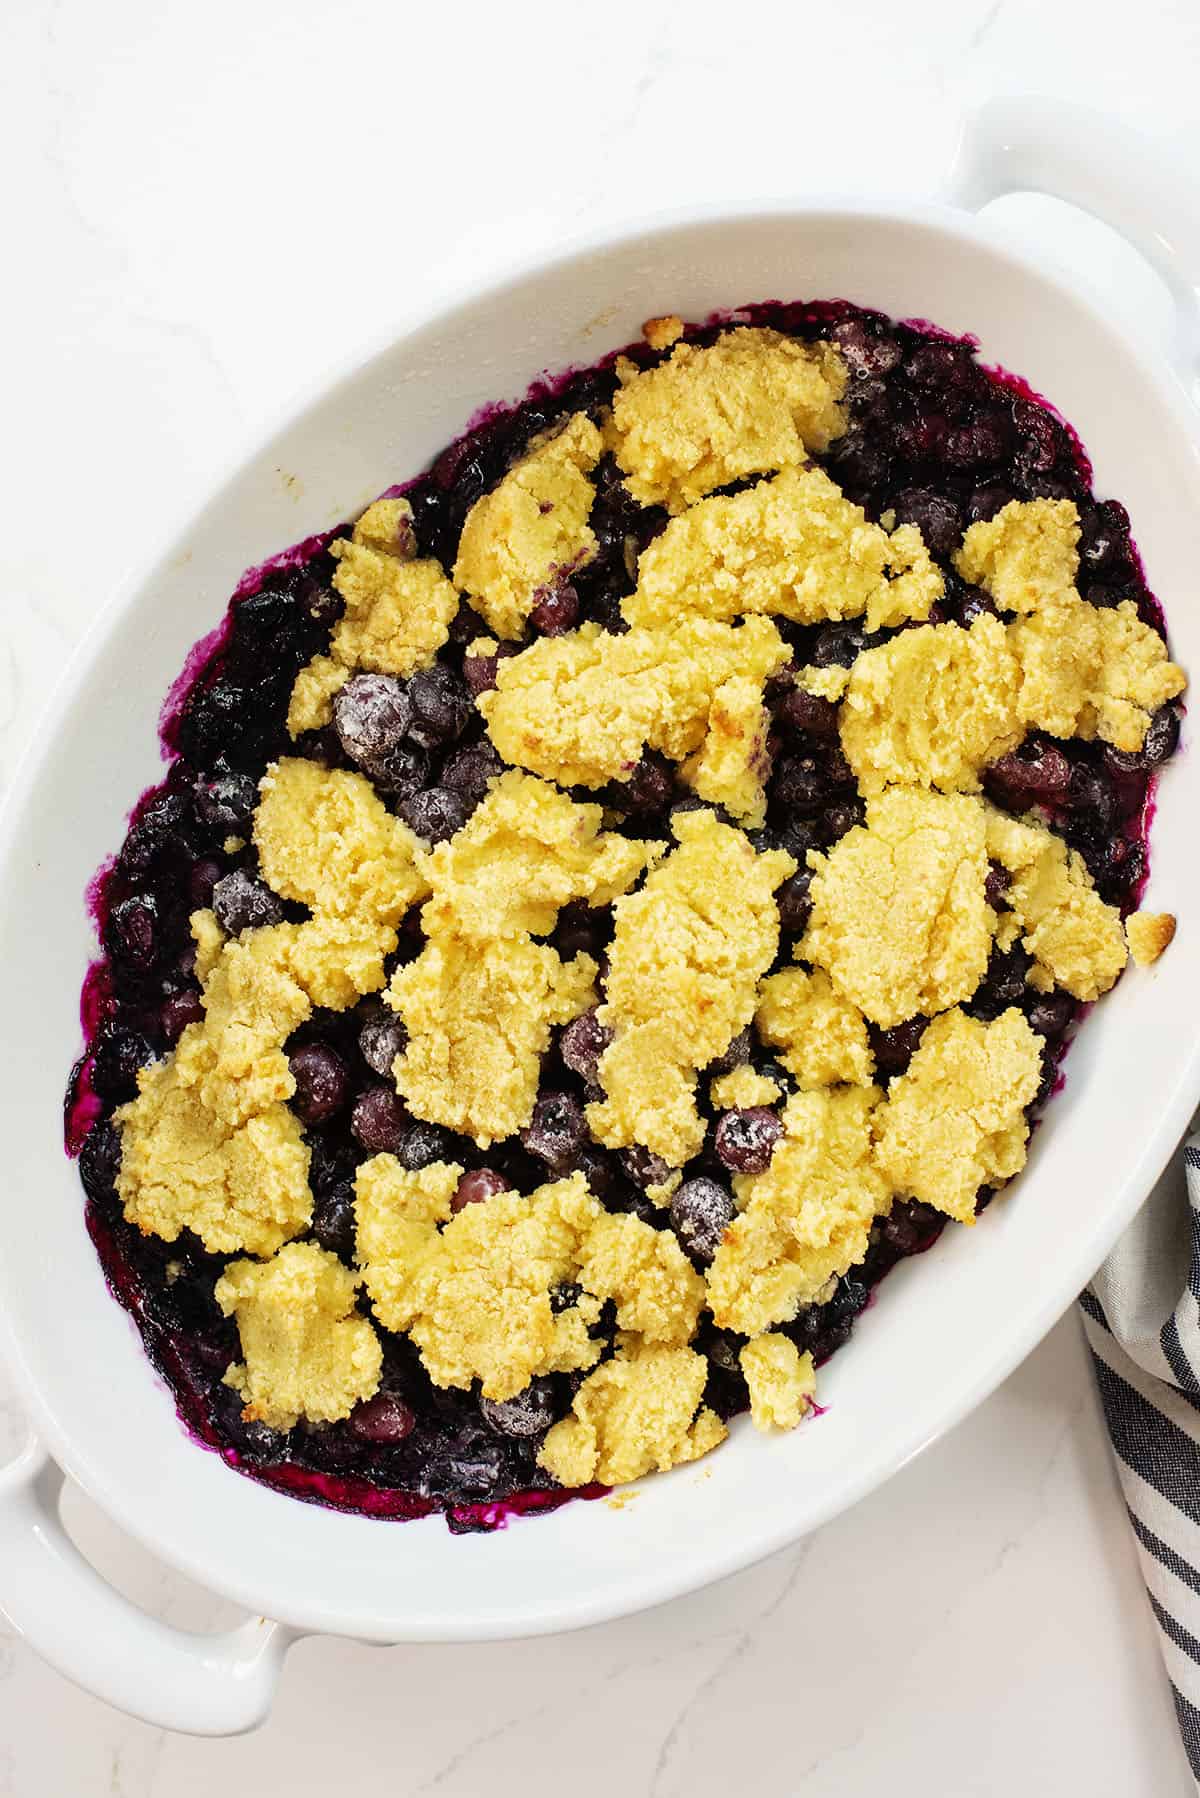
<box><xmin>216</xmin><ymin>1242</ymin><xmax>382</xmax><ymax>1431</ymax></box>
<box><xmin>755</xmin><ymin>966</ymin><xmax>874</xmax><ymax>1088</ymax></box>
<box><xmin>453</xmin><ymin>414</ymin><xmax>604</xmax><ymax>639</ymax></box>
<box><xmin>537</xmin><ymin>1341</ymin><xmax>727</xmax><ymax>1486</ymax></box>
<box><xmin>479</xmin><ymin>614</ymin><xmax>788</xmax><ymax>797</ymax></box>
<box><xmin>1009</xmin><ymin>595</ymin><xmax>1185</xmax><ymax>752</ymax></box>
<box><xmin>606</xmin><ymin>327</ymin><xmax>847</xmax><ymax>512</ymax></box>
<box><xmin>706</xmin><ymin>1086</ymin><xmax>888</xmax><ymax>1335</ymax></box>
<box><xmin>955</xmin><ymin>498</ymin><xmax>1081</xmax><ymax>614</ymax></box>
<box><xmin>1126</xmin><ymin>910</ymin><xmax>1176</xmax><ymax>967</ymax></box>
<box><xmin>873</xmin><ymin>1007</ymin><xmax>1043</xmax><ymax>1224</ymax></box>
<box><xmin>985</xmin><ymin>807</ymin><xmax>1128</xmax><ymax>1000</ymax></box>
<box><xmin>328</xmin><ymin>497</ymin><xmax>459</xmax><ymax>676</ymax></box>
<box><xmin>587</xmin><ymin>809</ymin><xmax>794</xmax><ymax>1166</ymax></box>
<box><xmin>740</xmin><ymin>1334</ymin><xmax>817</xmax><ymax>1431</ymax></box>
<box><xmin>801</xmin><ymin>789</ymin><xmax>994</xmax><ymax>1029</ymax></box>
<box><xmin>626</xmin><ymin>466</ymin><xmax>943</xmax><ymax>634</ymax></box>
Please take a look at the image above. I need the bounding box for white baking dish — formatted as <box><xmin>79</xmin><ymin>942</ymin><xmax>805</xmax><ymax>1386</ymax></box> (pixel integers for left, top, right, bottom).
<box><xmin>1</xmin><ymin>96</ymin><xmax>1198</xmax><ymax>1734</ymax></box>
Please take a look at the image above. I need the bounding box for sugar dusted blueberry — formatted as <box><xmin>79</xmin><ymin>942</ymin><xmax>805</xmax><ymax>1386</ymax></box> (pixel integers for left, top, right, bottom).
<box><xmin>529</xmin><ymin>582</ymin><xmax>580</xmax><ymax>637</ymax></box>
<box><xmin>406</xmin><ymin>664</ymin><xmax>472</xmax><ymax>749</ymax></box>
<box><xmin>395</xmin><ymin>1119</ymin><xmax>454</xmax><ymax>1171</ymax></box>
<box><xmin>333</xmin><ymin>672</ymin><xmax>412</xmax><ymax>775</ymax></box>
<box><xmin>358</xmin><ymin>1003</ymin><xmax>408</xmax><ymax>1078</ymax></box>
<box><xmin>714</xmin><ymin>1106</ymin><xmax>782</xmax><ymax>1175</ymax></box>
<box><xmin>211</xmin><ymin>869</ymin><xmax>285</xmax><ymax>936</ymax></box>
<box><xmin>521</xmin><ymin>1090</ymin><xmax>586</xmax><ymax>1174</ymax></box>
<box><xmin>1027</xmin><ymin>991</ymin><xmax>1075</xmax><ymax>1041</ymax></box>
<box><xmin>452</xmin><ymin>1167</ymin><xmax>509</xmax><ymax>1212</ymax></box>
<box><xmin>105</xmin><ymin>894</ymin><xmax>160</xmax><ymax>971</ymax></box>
<box><xmin>707</xmin><ymin>1026</ymin><xmax>752</xmax><ymax>1077</ymax></box>
<box><xmin>480</xmin><ymin>1377</ymin><xmax>558</xmax><ymax>1437</ymax></box>
<box><xmin>288</xmin><ymin>1043</ymin><xmax>349</xmax><ymax>1125</ymax></box>
<box><xmin>440</xmin><ymin>741</ymin><xmax>502</xmax><ymax>805</ymax></box>
<box><xmin>559</xmin><ymin>1007</ymin><xmax>612</xmax><ymax>1081</ymax></box>
<box><xmin>619</xmin><ymin>1143</ymin><xmax>673</xmax><ymax>1190</ymax></box>
<box><xmin>351</xmin><ymin>1083</ymin><xmax>409</xmax><ymax>1155</ymax></box>
<box><xmin>193</xmin><ymin>768</ymin><xmax>257</xmax><ymax>836</ymax></box>
<box><xmin>397</xmin><ymin>787</ymin><xmax>470</xmax><ymax>845</ymax></box>
<box><xmin>670</xmin><ymin>1176</ymin><xmax>735</xmax><ymax>1265</ymax></box>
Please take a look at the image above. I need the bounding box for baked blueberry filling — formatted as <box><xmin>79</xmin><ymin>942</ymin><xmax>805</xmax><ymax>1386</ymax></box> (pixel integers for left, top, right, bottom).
<box><xmin>65</xmin><ymin>299</ymin><xmax>1182</xmax><ymax>1530</ymax></box>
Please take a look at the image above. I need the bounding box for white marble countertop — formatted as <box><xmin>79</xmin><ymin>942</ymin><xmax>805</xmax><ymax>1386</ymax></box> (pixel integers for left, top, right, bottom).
<box><xmin>2</xmin><ymin>0</ymin><xmax>1198</xmax><ymax>1790</ymax></box>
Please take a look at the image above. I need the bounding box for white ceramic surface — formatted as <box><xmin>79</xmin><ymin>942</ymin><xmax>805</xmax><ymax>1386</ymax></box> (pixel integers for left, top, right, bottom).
<box><xmin>2</xmin><ymin>83</ymin><xmax>1199</xmax><ymax>1746</ymax></box>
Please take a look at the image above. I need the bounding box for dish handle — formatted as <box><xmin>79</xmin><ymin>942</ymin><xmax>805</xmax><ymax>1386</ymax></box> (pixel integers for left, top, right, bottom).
<box><xmin>946</xmin><ymin>95</ymin><xmax>1200</xmax><ymax>393</ymax></box>
<box><xmin>0</xmin><ymin>1436</ymin><xmax>297</xmax><ymax>1734</ymax></box>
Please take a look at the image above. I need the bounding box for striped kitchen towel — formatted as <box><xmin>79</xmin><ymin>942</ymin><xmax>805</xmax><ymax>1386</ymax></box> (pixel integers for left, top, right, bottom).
<box><xmin>1082</xmin><ymin>1121</ymin><xmax>1200</xmax><ymax>1788</ymax></box>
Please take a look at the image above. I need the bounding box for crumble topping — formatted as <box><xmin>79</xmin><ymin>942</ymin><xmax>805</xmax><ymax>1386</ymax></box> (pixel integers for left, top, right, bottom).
<box><xmin>642</xmin><ymin>314</ymin><xmax>684</xmax><ymax>352</ymax></box>
<box><xmin>453</xmin><ymin>413</ymin><xmax>604</xmax><ymax>640</ymax></box>
<box><xmin>586</xmin><ymin>808</ymin><xmax>794</xmax><ymax>1165</ymax></box>
<box><xmin>755</xmin><ymin>966</ymin><xmax>874</xmax><ymax>1088</ymax></box>
<box><xmin>478</xmin><ymin>614</ymin><xmax>788</xmax><ymax>791</ymax></box>
<box><xmin>116</xmin><ymin>1057</ymin><xmax>311</xmax><ymax>1256</ymax></box>
<box><xmin>355</xmin><ymin>1161</ymin><xmax>606</xmax><ymax>1399</ymax></box>
<box><xmin>537</xmin><ymin>1341</ymin><xmax>726</xmax><ymax>1486</ymax></box>
<box><xmin>286</xmin><ymin>652</ymin><xmax>348</xmax><ymax>736</ymax></box>
<box><xmin>577</xmin><ymin>1211</ymin><xmax>704</xmax><ymax>1343</ymax></box>
<box><xmin>740</xmin><ymin>1334</ymin><xmax>817</xmax><ymax>1432</ymax></box>
<box><xmin>626</xmin><ymin>466</ymin><xmax>944</xmax><ymax>634</ymax></box>
<box><xmin>215</xmin><ymin>1242</ymin><xmax>381</xmax><ymax>1431</ymax></box>
<box><xmin>1009</xmin><ymin>595</ymin><xmax>1186</xmax><ymax>752</ymax></box>
<box><xmin>709</xmin><ymin>1066</ymin><xmax>782</xmax><ymax>1109</ymax></box>
<box><xmin>840</xmin><ymin>614</ymin><xmax>1021</xmax><ymax>794</ymax></box>
<box><xmin>873</xmin><ymin>1007</ymin><xmax>1043</xmax><ymax>1224</ymax></box>
<box><xmin>955</xmin><ymin>498</ymin><xmax>1080</xmax><ymax>614</ymax></box>
<box><xmin>606</xmin><ymin>327</ymin><xmax>848</xmax><ymax>512</ymax></box>
<box><xmin>388</xmin><ymin>934</ymin><xmax>597</xmax><ymax>1146</ymax></box>
<box><xmin>1126</xmin><ymin>910</ymin><xmax>1176</xmax><ymax>966</ymax></box>
<box><xmin>254</xmin><ymin>758</ymin><xmax>427</xmax><ymax>924</ymax></box>
<box><xmin>677</xmin><ymin>671</ymin><xmax>772</xmax><ymax>826</ymax></box>
<box><xmin>801</xmin><ymin>789</ymin><xmax>994</xmax><ymax>1029</ymax></box>
<box><xmin>329</xmin><ymin>498</ymin><xmax>458</xmax><ymax>675</ymax></box>
<box><xmin>706</xmin><ymin>1086</ymin><xmax>888</xmax><ymax>1335</ymax></box>
<box><xmin>985</xmin><ymin>808</ymin><xmax>1128</xmax><ymax>1000</ymax></box>
<box><xmin>190</xmin><ymin>906</ymin><xmax>225</xmax><ymax>982</ymax></box>
<box><xmin>418</xmin><ymin>769</ymin><xmax>657</xmax><ymax>942</ymax></box>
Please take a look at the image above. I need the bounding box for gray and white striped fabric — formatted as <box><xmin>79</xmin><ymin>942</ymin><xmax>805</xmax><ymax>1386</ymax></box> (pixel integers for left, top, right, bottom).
<box><xmin>1082</xmin><ymin>1120</ymin><xmax>1200</xmax><ymax>1787</ymax></box>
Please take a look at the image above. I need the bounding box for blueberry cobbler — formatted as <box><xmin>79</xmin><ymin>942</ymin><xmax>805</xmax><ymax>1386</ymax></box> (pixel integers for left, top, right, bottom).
<box><xmin>67</xmin><ymin>305</ymin><xmax>1186</xmax><ymax>1529</ymax></box>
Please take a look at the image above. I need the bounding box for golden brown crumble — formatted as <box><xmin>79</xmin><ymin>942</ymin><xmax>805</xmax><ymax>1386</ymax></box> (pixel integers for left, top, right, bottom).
<box><xmin>642</xmin><ymin>314</ymin><xmax>684</xmax><ymax>351</ymax></box>
<box><xmin>586</xmin><ymin>808</ymin><xmax>794</xmax><ymax>1165</ymax></box>
<box><xmin>453</xmin><ymin>414</ymin><xmax>604</xmax><ymax>640</ymax></box>
<box><xmin>801</xmin><ymin>789</ymin><xmax>994</xmax><ymax>1029</ymax></box>
<box><xmin>537</xmin><ymin>1341</ymin><xmax>726</xmax><ymax>1486</ymax></box>
<box><xmin>1126</xmin><ymin>910</ymin><xmax>1176</xmax><ymax>966</ymax></box>
<box><xmin>740</xmin><ymin>1334</ymin><xmax>817</xmax><ymax>1431</ymax></box>
<box><xmin>709</xmin><ymin>1066</ymin><xmax>782</xmax><ymax>1109</ymax></box>
<box><xmin>755</xmin><ymin>966</ymin><xmax>874</xmax><ymax>1088</ymax></box>
<box><xmin>478</xmin><ymin>614</ymin><xmax>788</xmax><ymax>792</ymax></box>
<box><xmin>985</xmin><ymin>807</ymin><xmax>1128</xmax><ymax>1000</ymax></box>
<box><xmin>626</xmin><ymin>466</ymin><xmax>944</xmax><ymax>634</ymax></box>
<box><xmin>216</xmin><ymin>1242</ymin><xmax>381</xmax><ymax>1430</ymax></box>
<box><xmin>328</xmin><ymin>498</ymin><xmax>458</xmax><ymax>677</ymax></box>
<box><xmin>955</xmin><ymin>498</ymin><xmax>1080</xmax><ymax>614</ymax></box>
<box><xmin>1009</xmin><ymin>595</ymin><xmax>1185</xmax><ymax>752</ymax></box>
<box><xmin>255</xmin><ymin>758</ymin><xmax>427</xmax><ymax>925</ymax></box>
<box><xmin>873</xmin><ymin>1008</ymin><xmax>1043</xmax><ymax>1224</ymax></box>
<box><xmin>706</xmin><ymin>1086</ymin><xmax>888</xmax><ymax>1335</ymax></box>
<box><xmin>606</xmin><ymin>327</ymin><xmax>847</xmax><ymax>512</ymax></box>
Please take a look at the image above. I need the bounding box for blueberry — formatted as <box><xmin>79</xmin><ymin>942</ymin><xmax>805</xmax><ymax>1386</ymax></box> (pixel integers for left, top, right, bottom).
<box><xmin>452</xmin><ymin>1167</ymin><xmax>509</xmax><ymax>1212</ymax></box>
<box><xmin>942</xmin><ymin>413</ymin><xmax>1012</xmax><ymax>471</ymax></box>
<box><xmin>521</xmin><ymin>1091</ymin><xmax>586</xmax><ymax>1174</ymax></box>
<box><xmin>955</xmin><ymin>583</ymin><xmax>998</xmax><ymax>628</ymax></box>
<box><xmin>311</xmin><ymin>1180</ymin><xmax>357</xmax><ymax>1259</ymax></box>
<box><xmin>553</xmin><ymin>901</ymin><xmax>608</xmax><ymax>961</ymax></box>
<box><xmin>1012</xmin><ymin>401</ymin><xmax>1067</xmax><ymax>476</ymax></box>
<box><xmin>619</xmin><ymin>1143</ymin><xmax>674</xmax><ymax>1190</ymax></box>
<box><xmin>79</xmin><ymin>1120</ymin><xmax>121</xmax><ymax>1205</ymax></box>
<box><xmin>971</xmin><ymin>946</ymin><xmax>1030</xmax><ymax>1020</ymax></box>
<box><xmin>776</xmin><ymin>869</ymin><xmax>813</xmax><ymax>935</ymax></box>
<box><xmin>406</xmin><ymin>665</ymin><xmax>473</xmax><ymax>749</ymax></box>
<box><xmin>350</xmin><ymin>1084</ymin><xmax>409</xmax><ymax>1155</ymax></box>
<box><xmin>775</xmin><ymin>688</ymin><xmax>840</xmax><ymax>739</ymax></box>
<box><xmin>550</xmin><ymin>1281</ymin><xmax>583</xmax><ymax>1314</ymax></box>
<box><xmin>188</xmin><ymin>857</ymin><xmax>223</xmax><ymax>910</ymax></box>
<box><xmin>211</xmin><ymin>870</ymin><xmax>285</xmax><ymax>936</ymax></box>
<box><xmin>984</xmin><ymin>742</ymin><xmax>1072</xmax><ymax>811</ymax></box>
<box><xmin>1104</xmin><ymin>705</ymin><xmax>1179</xmax><ymax>775</ymax></box>
<box><xmin>965</xmin><ymin>483</ymin><xmax>1015</xmax><ymax>524</ymax></box>
<box><xmin>811</xmin><ymin>622</ymin><xmax>882</xmax><ymax>668</ymax></box>
<box><xmin>819</xmin><ymin>797</ymin><xmax>864</xmax><ymax>843</ymax></box>
<box><xmin>91</xmin><ymin>1026</ymin><xmax>155</xmax><ymax>1102</ymax></box>
<box><xmin>333</xmin><ymin>672</ymin><xmax>413</xmax><ymax>775</ymax></box>
<box><xmin>903</xmin><ymin>338</ymin><xmax>977</xmax><ymax>392</ymax></box>
<box><xmin>395</xmin><ymin>1119</ymin><xmax>454</xmax><ymax>1171</ymax></box>
<box><xmin>829</xmin><ymin>317</ymin><xmax>902</xmax><ymax>375</ymax></box>
<box><xmin>463</xmin><ymin>652</ymin><xmax>500</xmax><ymax>696</ymax></box>
<box><xmin>707</xmin><ymin>1026</ymin><xmax>752</xmax><ymax>1076</ymax></box>
<box><xmin>774</xmin><ymin>753</ymin><xmax>833</xmax><ymax>816</ymax></box>
<box><xmin>350</xmin><ymin>1392</ymin><xmax>415</xmax><ymax>1445</ymax></box>
<box><xmin>1080</xmin><ymin>499</ymin><xmax>1132</xmax><ymax>575</ymax></box>
<box><xmin>1066</xmin><ymin>763</ymin><xmax>1117</xmax><ymax>830</ymax></box>
<box><xmin>713</xmin><ymin>1107</ymin><xmax>783</xmax><ymax>1174</ymax></box>
<box><xmin>868</xmin><ymin>1016</ymin><xmax>926</xmax><ymax>1077</ymax></box>
<box><xmin>559</xmin><ymin>1007</ymin><xmax>612</xmax><ymax>1081</ymax></box>
<box><xmin>358</xmin><ymin>1004</ymin><xmax>408</xmax><ymax>1078</ymax></box>
<box><xmin>611</xmin><ymin>750</ymin><xmax>674</xmax><ymax>816</ymax></box>
<box><xmin>193</xmin><ymin>768</ymin><xmax>258</xmax><ymax>837</ymax></box>
<box><xmin>105</xmin><ymin>894</ymin><xmax>159</xmax><ymax>971</ymax></box>
<box><xmin>529</xmin><ymin>582</ymin><xmax>580</xmax><ymax>636</ymax></box>
<box><xmin>575</xmin><ymin>1143</ymin><xmax>617</xmax><ymax>1200</ymax></box>
<box><xmin>118</xmin><ymin>792</ymin><xmax>191</xmax><ymax>879</ymax></box>
<box><xmin>1027</xmin><ymin>991</ymin><xmax>1075</xmax><ymax>1041</ymax></box>
<box><xmin>377</xmin><ymin>741</ymin><xmax>432</xmax><ymax>799</ymax></box>
<box><xmin>480</xmin><ymin>1377</ymin><xmax>559</xmax><ymax>1438</ymax></box>
<box><xmin>984</xmin><ymin>861</ymin><xmax>1010</xmax><ymax>908</ymax></box>
<box><xmin>890</xmin><ymin>486</ymin><xmax>964</xmax><ymax>558</ymax></box>
<box><xmin>289</xmin><ymin>1044</ymin><xmax>349</xmax><ymax>1124</ymax></box>
<box><xmin>670</xmin><ymin>1176</ymin><xmax>735</xmax><ymax>1265</ymax></box>
<box><xmin>161</xmin><ymin>988</ymin><xmax>205</xmax><ymax>1044</ymax></box>
<box><xmin>418</xmin><ymin>1436</ymin><xmax>505</xmax><ymax>1502</ymax></box>
<box><xmin>440</xmin><ymin>741</ymin><xmax>502</xmax><ymax>804</ymax></box>
<box><xmin>397</xmin><ymin>787</ymin><xmax>470</xmax><ymax>845</ymax></box>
